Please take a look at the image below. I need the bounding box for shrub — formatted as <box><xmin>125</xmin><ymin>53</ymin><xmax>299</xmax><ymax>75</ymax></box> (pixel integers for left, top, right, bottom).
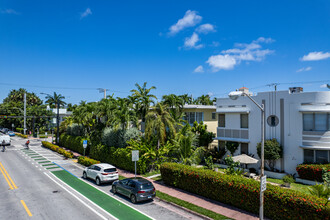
<box><xmin>283</xmin><ymin>175</ymin><xmax>295</xmax><ymax>184</ymax></box>
<box><xmin>160</xmin><ymin>163</ymin><xmax>330</xmax><ymax>220</ymax></box>
<box><xmin>15</xmin><ymin>132</ymin><xmax>28</xmax><ymax>138</ymax></box>
<box><xmin>42</xmin><ymin>141</ymin><xmax>73</xmax><ymax>158</ymax></box>
<box><xmin>296</xmin><ymin>164</ymin><xmax>330</xmax><ymax>182</ymax></box>
<box><xmin>59</xmin><ymin>133</ymin><xmax>89</xmax><ymax>155</ymax></box>
<box><xmin>16</xmin><ymin>128</ymin><xmax>24</xmax><ymax>133</ymax></box>
<box><xmin>67</xmin><ymin>123</ymin><xmax>84</xmax><ymax>136</ymax></box>
<box><xmin>226</xmin><ymin>141</ymin><xmax>239</xmax><ymax>155</ymax></box>
<box><xmin>78</xmin><ymin>156</ymin><xmax>100</xmax><ymax>167</ymax></box>
<box><xmin>102</xmin><ymin>127</ymin><xmax>140</xmax><ymax>148</ymax></box>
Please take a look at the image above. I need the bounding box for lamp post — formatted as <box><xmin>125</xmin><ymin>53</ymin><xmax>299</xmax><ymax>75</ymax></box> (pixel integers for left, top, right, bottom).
<box><xmin>228</xmin><ymin>90</ymin><xmax>265</xmax><ymax>220</ymax></box>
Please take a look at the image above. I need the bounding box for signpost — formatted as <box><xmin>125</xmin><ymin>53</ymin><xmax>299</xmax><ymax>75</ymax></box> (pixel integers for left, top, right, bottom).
<box><xmin>261</xmin><ymin>175</ymin><xmax>267</xmax><ymax>192</ymax></box>
<box><xmin>83</xmin><ymin>140</ymin><xmax>88</xmax><ymax>156</ymax></box>
<box><xmin>132</xmin><ymin>150</ymin><xmax>139</xmax><ymax>178</ymax></box>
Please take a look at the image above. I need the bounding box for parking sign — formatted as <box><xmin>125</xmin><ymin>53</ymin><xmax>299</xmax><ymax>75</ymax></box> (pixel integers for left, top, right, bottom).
<box><xmin>261</xmin><ymin>175</ymin><xmax>267</xmax><ymax>192</ymax></box>
<box><xmin>132</xmin><ymin>150</ymin><xmax>139</xmax><ymax>161</ymax></box>
<box><xmin>83</xmin><ymin>140</ymin><xmax>88</xmax><ymax>149</ymax></box>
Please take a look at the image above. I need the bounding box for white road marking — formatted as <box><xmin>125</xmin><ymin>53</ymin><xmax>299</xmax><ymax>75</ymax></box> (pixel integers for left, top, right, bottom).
<box><xmin>44</xmin><ymin>172</ymin><xmax>117</xmax><ymax>220</ymax></box>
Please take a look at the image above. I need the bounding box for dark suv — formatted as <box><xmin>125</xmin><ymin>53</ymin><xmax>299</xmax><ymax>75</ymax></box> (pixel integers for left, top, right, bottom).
<box><xmin>112</xmin><ymin>177</ymin><xmax>156</xmax><ymax>203</ymax></box>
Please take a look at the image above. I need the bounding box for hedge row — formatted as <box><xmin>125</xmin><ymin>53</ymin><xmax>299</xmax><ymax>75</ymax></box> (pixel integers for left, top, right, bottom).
<box><xmin>59</xmin><ymin>134</ymin><xmax>89</xmax><ymax>155</ymax></box>
<box><xmin>78</xmin><ymin>156</ymin><xmax>100</xmax><ymax>167</ymax></box>
<box><xmin>15</xmin><ymin>132</ymin><xmax>28</xmax><ymax>138</ymax></box>
<box><xmin>89</xmin><ymin>143</ymin><xmax>148</xmax><ymax>174</ymax></box>
<box><xmin>160</xmin><ymin>163</ymin><xmax>330</xmax><ymax>220</ymax></box>
<box><xmin>296</xmin><ymin>164</ymin><xmax>330</xmax><ymax>182</ymax></box>
<box><xmin>42</xmin><ymin>141</ymin><xmax>73</xmax><ymax>159</ymax></box>
<box><xmin>16</xmin><ymin>128</ymin><xmax>24</xmax><ymax>133</ymax></box>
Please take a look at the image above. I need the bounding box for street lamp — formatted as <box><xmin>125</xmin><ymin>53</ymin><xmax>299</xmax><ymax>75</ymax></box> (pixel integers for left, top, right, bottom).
<box><xmin>228</xmin><ymin>90</ymin><xmax>265</xmax><ymax>220</ymax></box>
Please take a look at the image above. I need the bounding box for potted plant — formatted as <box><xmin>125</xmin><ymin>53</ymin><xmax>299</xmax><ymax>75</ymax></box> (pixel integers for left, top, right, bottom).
<box><xmin>282</xmin><ymin>174</ymin><xmax>295</xmax><ymax>187</ymax></box>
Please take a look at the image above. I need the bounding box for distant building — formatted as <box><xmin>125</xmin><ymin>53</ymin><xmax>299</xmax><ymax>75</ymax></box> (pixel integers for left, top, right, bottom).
<box><xmin>46</xmin><ymin>106</ymin><xmax>72</xmax><ymax>124</ymax></box>
<box><xmin>215</xmin><ymin>87</ymin><xmax>330</xmax><ymax>174</ymax></box>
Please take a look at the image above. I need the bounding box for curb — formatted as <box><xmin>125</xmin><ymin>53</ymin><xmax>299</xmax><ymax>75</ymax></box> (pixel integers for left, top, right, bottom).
<box><xmin>154</xmin><ymin>197</ymin><xmax>213</xmax><ymax>220</ymax></box>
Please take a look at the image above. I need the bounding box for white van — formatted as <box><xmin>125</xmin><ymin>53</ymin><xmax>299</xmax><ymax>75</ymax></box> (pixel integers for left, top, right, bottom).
<box><xmin>0</xmin><ymin>135</ymin><xmax>11</xmax><ymax>146</ymax></box>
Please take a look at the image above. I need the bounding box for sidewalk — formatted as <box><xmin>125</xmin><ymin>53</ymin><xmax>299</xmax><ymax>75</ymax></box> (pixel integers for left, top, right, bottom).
<box><xmin>118</xmin><ymin>169</ymin><xmax>259</xmax><ymax>220</ymax></box>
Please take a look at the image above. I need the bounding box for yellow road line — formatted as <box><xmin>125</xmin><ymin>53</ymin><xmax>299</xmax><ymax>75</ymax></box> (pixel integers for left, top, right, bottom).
<box><xmin>20</xmin><ymin>200</ymin><xmax>32</xmax><ymax>217</ymax></box>
<box><xmin>0</xmin><ymin>165</ymin><xmax>13</xmax><ymax>189</ymax></box>
<box><xmin>0</xmin><ymin>162</ymin><xmax>17</xmax><ymax>189</ymax></box>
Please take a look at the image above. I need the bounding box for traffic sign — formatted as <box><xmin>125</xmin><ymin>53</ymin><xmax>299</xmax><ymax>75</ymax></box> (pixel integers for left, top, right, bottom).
<box><xmin>132</xmin><ymin>150</ymin><xmax>139</xmax><ymax>161</ymax></box>
<box><xmin>83</xmin><ymin>140</ymin><xmax>88</xmax><ymax>149</ymax></box>
<box><xmin>261</xmin><ymin>175</ymin><xmax>267</xmax><ymax>192</ymax></box>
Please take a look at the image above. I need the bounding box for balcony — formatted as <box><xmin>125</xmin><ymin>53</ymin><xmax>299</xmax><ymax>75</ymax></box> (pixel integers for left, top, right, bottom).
<box><xmin>216</xmin><ymin>128</ymin><xmax>249</xmax><ymax>143</ymax></box>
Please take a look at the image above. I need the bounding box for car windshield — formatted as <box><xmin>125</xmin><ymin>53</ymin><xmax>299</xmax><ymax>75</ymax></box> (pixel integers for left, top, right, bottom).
<box><xmin>104</xmin><ymin>168</ymin><xmax>116</xmax><ymax>172</ymax></box>
<box><xmin>139</xmin><ymin>182</ymin><xmax>153</xmax><ymax>190</ymax></box>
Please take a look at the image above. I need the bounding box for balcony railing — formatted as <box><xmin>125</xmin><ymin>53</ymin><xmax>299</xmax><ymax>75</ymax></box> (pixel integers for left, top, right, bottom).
<box><xmin>217</xmin><ymin>128</ymin><xmax>249</xmax><ymax>140</ymax></box>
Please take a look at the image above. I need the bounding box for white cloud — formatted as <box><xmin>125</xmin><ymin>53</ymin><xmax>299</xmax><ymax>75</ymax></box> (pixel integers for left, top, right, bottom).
<box><xmin>0</xmin><ymin>9</ymin><xmax>19</xmax><ymax>15</ymax></box>
<box><xmin>301</xmin><ymin>51</ymin><xmax>330</xmax><ymax>61</ymax></box>
<box><xmin>207</xmin><ymin>92</ymin><xmax>214</xmax><ymax>97</ymax></box>
<box><xmin>296</xmin><ymin>66</ymin><xmax>312</xmax><ymax>72</ymax></box>
<box><xmin>183</xmin><ymin>32</ymin><xmax>203</xmax><ymax>49</ymax></box>
<box><xmin>206</xmin><ymin>37</ymin><xmax>274</xmax><ymax>72</ymax></box>
<box><xmin>207</xmin><ymin>54</ymin><xmax>237</xmax><ymax>71</ymax></box>
<box><xmin>195</xmin><ymin>24</ymin><xmax>215</xmax><ymax>34</ymax></box>
<box><xmin>169</xmin><ymin>10</ymin><xmax>202</xmax><ymax>35</ymax></box>
<box><xmin>81</xmin><ymin>8</ymin><xmax>92</xmax><ymax>19</ymax></box>
<box><xmin>320</xmin><ymin>84</ymin><xmax>328</xmax><ymax>88</ymax></box>
<box><xmin>194</xmin><ymin>65</ymin><xmax>204</xmax><ymax>73</ymax></box>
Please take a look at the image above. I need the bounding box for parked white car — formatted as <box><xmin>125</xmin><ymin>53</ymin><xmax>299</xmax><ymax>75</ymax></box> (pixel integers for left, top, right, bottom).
<box><xmin>83</xmin><ymin>163</ymin><xmax>119</xmax><ymax>185</ymax></box>
<box><xmin>0</xmin><ymin>135</ymin><xmax>11</xmax><ymax>146</ymax></box>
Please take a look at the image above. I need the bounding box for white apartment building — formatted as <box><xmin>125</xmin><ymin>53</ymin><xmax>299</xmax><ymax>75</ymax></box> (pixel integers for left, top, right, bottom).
<box><xmin>216</xmin><ymin>87</ymin><xmax>330</xmax><ymax>174</ymax></box>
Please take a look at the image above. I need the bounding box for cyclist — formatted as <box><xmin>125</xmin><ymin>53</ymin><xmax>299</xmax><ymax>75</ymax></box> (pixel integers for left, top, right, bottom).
<box><xmin>25</xmin><ymin>140</ymin><xmax>30</xmax><ymax>149</ymax></box>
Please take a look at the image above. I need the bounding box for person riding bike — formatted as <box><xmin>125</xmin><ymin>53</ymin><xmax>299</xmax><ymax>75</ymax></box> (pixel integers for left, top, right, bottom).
<box><xmin>25</xmin><ymin>140</ymin><xmax>30</xmax><ymax>149</ymax></box>
<box><xmin>2</xmin><ymin>140</ymin><xmax>5</xmax><ymax>152</ymax></box>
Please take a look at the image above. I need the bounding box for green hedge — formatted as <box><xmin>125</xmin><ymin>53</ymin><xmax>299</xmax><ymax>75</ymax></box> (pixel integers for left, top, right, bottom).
<box><xmin>59</xmin><ymin>133</ymin><xmax>89</xmax><ymax>155</ymax></box>
<box><xmin>296</xmin><ymin>164</ymin><xmax>330</xmax><ymax>182</ymax></box>
<box><xmin>89</xmin><ymin>143</ymin><xmax>148</xmax><ymax>174</ymax></box>
<box><xmin>16</xmin><ymin>128</ymin><xmax>24</xmax><ymax>133</ymax></box>
<box><xmin>15</xmin><ymin>132</ymin><xmax>28</xmax><ymax>138</ymax></box>
<box><xmin>78</xmin><ymin>156</ymin><xmax>100</xmax><ymax>167</ymax></box>
<box><xmin>42</xmin><ymin>141</ymin><xmax>73</xmax><ymax>158</ymax></box>
<box><xmin>160</xmin><ymin>163</ymin><xmax>330</xmax><ymax>220</ymax></box>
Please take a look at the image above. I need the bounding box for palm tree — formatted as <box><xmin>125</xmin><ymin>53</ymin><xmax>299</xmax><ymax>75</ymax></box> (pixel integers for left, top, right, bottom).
<box><xmin>145</xmin><ymin>103</ymin><xmax>176</xmax><ymax>147</ymax></box>
<box><xmin>113</xmin><ymin>98</ymin><xmax>137</xmax><ymax>130</ymax></box>
<box><xmin>162</xmin><ymin>94</ymin><xmax>184</xmax><ymax>110</ymax></box>
<box><xmin>45</xmin><ymin>92</ymin><xmax>66</xmax><ymax>108</ymax></box>
<box><xmin>179</xmin><ymin>94</ymin><xmax>192</xmax><ymax>105</ymax></box>
<box><xmin>96</xmin><ymin>97</ymin><xmax>117</xmax><ymax>127</ymax></box>
<box><xmin>194</xmin><ymin>95</ymin><xmax>213</xmax><ymax>105</ymax></box>
<box><xmin>130</xmin><ymin>82</ymin><xmax>157</xmax><ymax>124</ymax></box>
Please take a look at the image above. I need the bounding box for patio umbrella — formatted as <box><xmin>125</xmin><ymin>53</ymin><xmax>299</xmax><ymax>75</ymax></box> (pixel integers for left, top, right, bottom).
<box><xmin>232</xmin><ymin>154</ymin><xmax>259</xmax><ymax>164</ymax></box>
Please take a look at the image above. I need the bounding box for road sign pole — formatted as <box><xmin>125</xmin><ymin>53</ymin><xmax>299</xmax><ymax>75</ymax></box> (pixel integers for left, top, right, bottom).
<box><xmin>84</xmin><ymin>148</ymin><xmax>86</xmax><ymax>156</ymax></box>
<box><xmin>135</xmin><ymin>161</ymin><xmax>137</xmax><ymax>179</ymax></box>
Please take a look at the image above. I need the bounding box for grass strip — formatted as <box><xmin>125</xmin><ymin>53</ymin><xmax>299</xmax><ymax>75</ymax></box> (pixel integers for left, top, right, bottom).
<box><xmin>142</xmin><ymin>170</ymin><xmax>160</xmax><ymax>178</ymax></box>
<box><xmin>38</xmin><ymin>161</ymin><xmax>51</xmax><ymax>164</ymax></box>
<box><xmin>34</xmin><ymin>158</ymin><xmax>47</xmax><ymax>161</ymax></box>
<box><xmin>156</xmin><ymin>191</ymin><xmax>231</xmax><ymax>220</ymax></box>
<box><xmin>52</xmin><ymin>170</ymin><xmax>151</xmax><ymax>220</ymax></box>
<box><xmin>42</xmin><ymin>163</ymin><xmax>56</xmax><ymax>166</ymax></box>
<box><xmin>31</xmin><ymin>156</ymin><xmax>43</xmax><ymax>158</ymax></box>
<box><xmin>46</xmin><ymin>166</ymin><xmax>59</xmax><ymax>170</ymax></box>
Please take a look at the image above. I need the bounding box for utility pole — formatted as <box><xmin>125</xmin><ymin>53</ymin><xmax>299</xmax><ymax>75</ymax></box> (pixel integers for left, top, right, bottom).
<box><xmin>56</xmin><ymin>99</ymin><xmax>60</xmax><ymax>145</ymax></box>
<box><xmin>24</xmin><ymin>93</ymin><xmax>26</xmax><ymax>135</ymax></box>
<box><xmin>98</xmin><ymin>88</ymin><xmax>109</xmax><ymax>99</ymax></box>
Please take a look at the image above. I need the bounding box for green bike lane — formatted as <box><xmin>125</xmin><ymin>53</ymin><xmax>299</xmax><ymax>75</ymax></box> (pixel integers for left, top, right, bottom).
<box><xmin>20</xmin><ymin>148</ymin><xmax>152</xmax><ymax>220</ymax></box>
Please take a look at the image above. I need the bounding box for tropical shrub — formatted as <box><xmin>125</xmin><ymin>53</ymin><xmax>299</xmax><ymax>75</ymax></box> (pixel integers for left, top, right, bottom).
<box><xmin>42</xmin><ymin>141</ymin><xmax>73</xmax><ymax>158</ymax></box>
<box><xmin>16</xmin><ymin>128</ymin><xmax>24</xmax><ymax>133</ymax></box>
<box><xmin>66</xmin><ymin>123</ymin><xmax>84</xmax><ymax>136</ymax></box>
<box><xmin>78</xmin><ymin>156</ymin><xmax>100</xmax><ymax>167</ymax></box>
<box><xmin>160</xmin><ymin>163</ymin><xmax>330</xmax><ymax>220</ymax></box>
<box><xmin>101</xmin><ymin>127</ymin><xmax>140</xmax><ymax>148</ymax></box>
<box><xmin>257</xmin><ymin>138</ymin><xmax>283</xmax><ymax>171</ymax></box>
<box><xmin>296</xmin><ymin>164</ymin><xmax>330</xmax><ymax>182</ymax></box>
<box><xmin>191</xmin><ymin>121</ymin><xmax>215</xmax><ymax>148</ymax></box>
<box><xmin>224</xmin><ymin>155</ymin><xmax>244</xmax><ymax>176</ymax></box>
<box><xmin>15</xmin><ymin>132</ymin><xmax>28</xmax><ymax>138</ymax></box>
<box><xmin>59</xmin><ymin>133</ymin><xmax>89</xmax><ymax>155</ymax></box>
<box><xmin>226</xmin><ymin>141</ymin><xmax>239</xmax><ymax>155</ymax></box>
<box><xmin>282</xmin><ymin>175</ymin><xmax>295</xmax><ymax>184</ymax></box>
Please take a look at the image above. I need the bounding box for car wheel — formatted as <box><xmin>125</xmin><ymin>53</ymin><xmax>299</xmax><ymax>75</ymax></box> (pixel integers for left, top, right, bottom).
<box><xmin>96</xmin><ymin>177</ymin><xmax>101</xmax><ymax>186</ymax></box>
<box><xmin>130</xmin><ymin>194</ymin><xmax>137</xmax><ymax>204</ymax></box>
<box><xmin>83</xmin><ymin>172</ymin><xmax>87</xmax><ymax>179</ymax></box>
<box><xmin>112</xmin><ymin>186</ymin><xmax>117</xmax><ymax>194</ymax></box>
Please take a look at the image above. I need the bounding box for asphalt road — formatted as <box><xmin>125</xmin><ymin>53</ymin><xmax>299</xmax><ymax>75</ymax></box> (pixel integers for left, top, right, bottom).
<box><xmin>0</xmin><ymin>136</ymin><xmax>203</xmax><ymax>220</ymax></box>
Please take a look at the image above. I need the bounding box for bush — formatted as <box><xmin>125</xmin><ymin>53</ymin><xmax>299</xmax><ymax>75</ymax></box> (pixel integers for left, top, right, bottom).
<box><xmin>78</xmin><ymin>156</ymin><xmax>100</xmax><ymax>167</ymax></box>
<box><xmin>59</xmin><ymin>133</ymin><xmax>89</xmax><ymax>155</ymax></box>
<box><xmin>42</xmin><ymin>141</ymin><xmax>73</xmax><ymax>158</ymax></box>
<box><xmin>67</xmin><ymin>123</ymin><xmax>84</xmax><ymax>136</ymax></box>
<box><xmin>257</xmin><ymin>139</ymin><xmax>282</xmax><ymax>171</ymax></box>
<box><xmin>15</xmin><ymin>132</ymin><xmax>28</xmax><ymax>138</ymax></box>
<box><xmin>16</xmin><ymin>128</ymin><xmax>24</xmax><ymax>133</ymax></box>
<box><xmin>296</xmin><ymin>164</ymin><xmax>330</xmax><ymax>182</ymax></box>
<box><xmin>160</xmin><ymin>163</ymin><xmax>329</xmax><ymax>220</ymax></box>
<box><xmin>283</xmin><ymin>175</ymin><xmax>295</xmax><ymax>184</ymax></box>
<box><xmin>102</xmin><ymin>127</ymin><xmax>140</xmax><ymax>148</ymax></box>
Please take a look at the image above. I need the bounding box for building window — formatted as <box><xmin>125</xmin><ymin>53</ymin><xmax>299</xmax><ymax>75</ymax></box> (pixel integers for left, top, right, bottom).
<box><xmin>267</xmin><ymin>115</ymin><xmax>279</xmax><ymax>127</ymax></box>
<box><xmin>304</xmin><ymin>149</ymin><xmax>329</xmax><ymax>164</ymax></box>
<box><xmin>240</xmin><ymin>114</ymin><xmax>248</xmax><ymax>128</ymax></box>
<box><xmin>218</xmin><ymin>114</ymin><xmax>225</xmax><ymax>127</ymax></box>
<box><xmin>303</xmin><ymin>149</ymin><xmax>314</xmax><ymax>163</ymax></box>
<box><xmin>212</xmin><ymin>112</ymin><xmax>216</xmax><ymax>120</ymax></box>
<box><xmin>241</xmin><ymin>143</ymin><xmax>248</xmax><ymax>154</ymax></box>
<box><xmin>184</xmin><ymin>112</ymin><xmax>204</xmax><ymax>125</ymax></box>
<box><xmin>303</xmin><ymin>113</ymin><xmax>330</xmax><ymax>131</ymax></box>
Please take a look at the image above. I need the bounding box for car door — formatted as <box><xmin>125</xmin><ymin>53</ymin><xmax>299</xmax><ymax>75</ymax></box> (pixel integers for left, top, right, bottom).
<box><xmin>92</xmin><ymin>166</ymin><xmax>101</xmax><ymax>180</ymax></box>
<box><xmin>117</xmin><ymin>179</ymin><xmax>128</xmax><ymax>195</ymax></box>
<box><xmin>86</xmin><ymin>165</ymin><xmax>95</xmax><ymax>178</ymax></box>
<box><xmin>122</xmin><ymin>180</ymin><xmax>135</xmax><ymax>197</ymax></box>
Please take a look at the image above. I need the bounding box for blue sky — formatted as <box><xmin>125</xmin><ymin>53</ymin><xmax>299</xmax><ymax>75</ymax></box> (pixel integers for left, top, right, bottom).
<box><xmin>1</xmin><ymin>0</ymin><xmax>330</xmax><ymax>104</ymax></box>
